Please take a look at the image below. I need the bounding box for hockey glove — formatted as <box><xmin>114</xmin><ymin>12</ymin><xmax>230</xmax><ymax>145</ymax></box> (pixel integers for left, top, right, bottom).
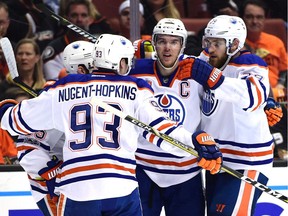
<box><xmin>38</xmin><ymin>155</ymin><xmax>63</xmax><ymax>199</ymax></box>
<box><xmin>178</xmin><ymin>58</ymin><xmax>224</xmax><ymax>90</ymax></box>
<box><xmin>264</xmin><ymin>97</ymin><xmax>283</xmax><ymax>127</ymax></box>
<box><xmin>192</xmin><ymin>130</ymin><xmax>222</xmax><ymax>174</ymax></box>
<box><xmin>133</xmin><ymin>39</ymin><xmax>154</xmax><ymax>59</ymax></box>
<box><xmin>0</xmin><ymin>99</ymin><xmax>18</xmax><ymax>121</ymax></box>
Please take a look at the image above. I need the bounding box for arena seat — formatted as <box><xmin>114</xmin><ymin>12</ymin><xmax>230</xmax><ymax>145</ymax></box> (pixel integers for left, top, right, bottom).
<box><xmin>264</xmin><ymin>19</ymin><xmax>287</xmax><ymax>48</ymax></box>
<box><xmin>92</xmin><ymin>0</ymin><xmax>123</xmax><ymax>20</ymax></box>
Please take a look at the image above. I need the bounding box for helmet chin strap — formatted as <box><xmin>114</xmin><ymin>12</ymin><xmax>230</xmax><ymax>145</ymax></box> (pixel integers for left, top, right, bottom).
<box><xmin>157</xmin><ymin>57</ymin><xmax>179</xmax><ymax>71</ymax></box>
<box><xmin>156</xmin><ymin>48</ymin><xmax>184</xmax><ymax>72</ymax></box>
<box><xmin>220</xmin><ymin>45</ymin><xmax>241</xmax><ymax>70</ymax></box>
<box><xmin>219</xmin><ymin>55</ymin><xmax>232</xmax><ymax>71</ymax></box>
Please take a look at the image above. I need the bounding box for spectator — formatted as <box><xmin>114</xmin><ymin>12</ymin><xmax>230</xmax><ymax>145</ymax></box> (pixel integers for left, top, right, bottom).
<box><xmin>140</xmin><ymin>0</ymin><xmax>180</xmax><ymax>35</ymax></box>
<box><xmin>0</xmin><ymin>2</ymin><xmax>10</xmax><ymax>40</ymax></box>
<box><xmin>0</xmin><ymin>38</ymin><xmax>45</xmax><ymax>100</ymax></box>
<box><xmin>42</xmin><ymin>0</ymin><xmax>113</xmax><ymax>81</ymax></box>
<box><xmin>118</xmin><ymin>0</ymin><xmax>150</xmax><ymax>40</ymax></box>
<box><xmin>240</xmin><ymin>0</ymin><xmax>288</xmax><ymax>89</ymax></box>
<box><xmin>58</xmin><ymin>0</ymin><xmax>114</xmax><ymax>36</ymax></box>
<box><xmin>0</xmin><ymin>2</ymin><xmax>13</xmax><ymax>82</ymax></box>
<box><xmin>2</xmin><ymin>0</ymin><xmax>59</xmax><ymax>53</ymax></box>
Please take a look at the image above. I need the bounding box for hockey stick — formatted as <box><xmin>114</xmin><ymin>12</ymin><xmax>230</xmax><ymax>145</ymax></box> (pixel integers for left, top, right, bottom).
<box><xmin>0</xmin><ymin>37</ymin><xmax>38</xmax><ymax>98</ymax></box>
<box><xmin>91</xmin><ymin>97</ymin><xmax>288</xmax><ymax>204</ymax></box>
<box><xmin>35</xmin><ymin>4</ymin><xmax>97</xmax><ymax>43</ymax></box>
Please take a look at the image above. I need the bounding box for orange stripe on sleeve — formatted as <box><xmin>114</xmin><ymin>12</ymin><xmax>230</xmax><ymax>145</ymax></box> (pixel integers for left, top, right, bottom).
<box><xmin>148</xmin><ymin>122</ymin><xmax>176</xmax><ymax>143</ymax></box>
<box><xmin>12</xmin><ymin>107</ymin><xmax>30</xmax><ymax>134</ymax></box>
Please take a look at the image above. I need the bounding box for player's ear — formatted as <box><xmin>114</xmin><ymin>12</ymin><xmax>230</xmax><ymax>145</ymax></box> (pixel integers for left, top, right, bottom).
<box><xmin>119</xmin><ymin>58</ymin><xmax>128</xmax><ymax>75</ymax></box>
<box><xmin>230</xmin><ymin>39</ymin><xmax>240</xmax><ymax>52</ymax></box>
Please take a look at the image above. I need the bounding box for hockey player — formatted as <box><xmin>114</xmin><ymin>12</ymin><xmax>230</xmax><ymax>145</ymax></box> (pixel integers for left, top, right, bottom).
<box><xmin>16</xmin><ymin>40</ymin><xmax>95</xmax><ymax>216</ymax></box>
<box><xmin>0</xmin><ymin>34</ymin><xmax>222</xmax><ymax>216</ymax></box>
<box><xmin>16</xmin><ymin>131</ymin><xmax>64</xmax><ymax>216</ymax></box>
<box><xmin>180</xmin><ymin>15</ymin><xmax>274</xmax><ymax>215</ymax></box>
<box><xmin>130</xmin><ymin>18</ymin><xmax>207</xmax><ymax>216</ymax></box>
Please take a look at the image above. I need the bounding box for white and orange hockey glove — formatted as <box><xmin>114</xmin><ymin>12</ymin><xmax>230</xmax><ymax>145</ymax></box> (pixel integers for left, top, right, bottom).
<box><xmin>192</xmin><ymin>130</ymin><xmax>222</xmax><ymax>174</ymax></box>
<box><xmin>264</xmin><ymin>97</ymin><xmax>283</xmax><ymax>127</ymax></box>
<box><xmin>38</xmin><ymin>155</ymin><xmax>63</xmax><ymax>200</ymax></box>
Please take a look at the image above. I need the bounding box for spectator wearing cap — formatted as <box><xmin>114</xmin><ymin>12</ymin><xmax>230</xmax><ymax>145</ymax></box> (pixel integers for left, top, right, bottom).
<box><xmin>118</xmin><ymin>0</ymin><xmax>150</xmax><ymax>40</ymax></box>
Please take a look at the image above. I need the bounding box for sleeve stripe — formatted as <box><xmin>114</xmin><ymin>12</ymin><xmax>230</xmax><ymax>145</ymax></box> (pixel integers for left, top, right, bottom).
<box><xmin>259</xmin><ymin>80</ymin><xmax>267</xmax><ymax>102</ymax></box>
<box><xmin>17</xmin><ymin>103</ymin><xmax>38</xmax><ymax>133</ymax></box>
<box><xmin>156</xmin><ymin>125</ymin><xmax>179</xmax><ymax>147</ymax></box>
<box><xmin>8</xmin><ymin>108</ymin><xmax>19</xmax><ymax>135</ymax></box>
<box><xmin>143</xmin><ymin>116</ymin><xmax>170</xmax><ymax>138</ymax></box>
<box><xmin>249</xmin><ymin>77</ymin><xmax>262</xmax><ymax>111</ymax></box>
<box><xmin>13</xmin><ymin>107</ymin><xmax>30</xmax><ymax>134</ymax></box>
<box><xmin>243</xmin><ymin>77</ymin><xmax>267</xmax><ymax>112</ymax></box>
<box><xmin>243</xmin><ymin>80</ymin><xmax>254</xmax><ymax>111</ymax></box>
<box><xmin>148</xmin><ymin>122</ymin><xmax>177</xmax><ymax>143</ymax></box>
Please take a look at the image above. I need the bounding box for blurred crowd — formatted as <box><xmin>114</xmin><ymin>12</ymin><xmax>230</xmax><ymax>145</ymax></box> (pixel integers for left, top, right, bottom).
<box><xmin>0</xmin><ymin>0</ymin><xmax>287</xmax><ymax>164</ymax></box>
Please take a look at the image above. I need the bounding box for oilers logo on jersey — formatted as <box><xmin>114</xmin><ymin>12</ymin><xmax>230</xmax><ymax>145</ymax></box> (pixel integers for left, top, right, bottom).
<box><xmin>155</xmin><ymin>94</ymin><xmax>186</xmax><ymax>123</ymax></box>
<box><xmin>202</xmin><ymin>89</ymin><xmax>218</xmax><ymax>116</ymax></box>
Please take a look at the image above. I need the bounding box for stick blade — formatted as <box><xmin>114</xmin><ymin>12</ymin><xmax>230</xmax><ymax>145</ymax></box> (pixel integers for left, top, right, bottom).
<box><xmin>0</xmin><ymin>37</ymin><xmax>18</xmax><ymax>79</ymax></box>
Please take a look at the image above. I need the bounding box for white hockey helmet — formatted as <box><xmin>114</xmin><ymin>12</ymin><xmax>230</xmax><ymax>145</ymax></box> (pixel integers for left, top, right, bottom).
<box><xmin>63</xmin><ymin>40</ymin><xmax>95</xmax><ymax>74</ymax></box>
<box><xmin>152</xmin><ymin>18</ymin><xmax>188</xmax><ymax>51</ymax></box>
<box><xmin>93</xmin><ymin>34</ymin><xmax>135</xmax><ymax>76</ymax></box>
<box><xmin>203</xmin><ymin>15</ymin><xmax>247</xmax><ymax>56</ymax></box>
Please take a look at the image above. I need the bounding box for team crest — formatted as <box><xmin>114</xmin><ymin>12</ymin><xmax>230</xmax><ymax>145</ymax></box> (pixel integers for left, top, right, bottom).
<box><xmin>155</xmin><ymin>94</ymin><xmax>186</xmax><ymax>123</ymax></box>
<box><xmin>202</xmin><ymin>89</ymin><xmax>218</xmax><ymax>116</ymax></box>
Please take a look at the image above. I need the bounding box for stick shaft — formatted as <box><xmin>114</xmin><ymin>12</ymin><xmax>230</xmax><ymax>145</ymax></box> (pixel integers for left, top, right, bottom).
<box><xmin>91</xmin><ymin>97</ymin><xmax>288</xmax><ymax>204</ymax></box>
<box><xmin>36</xmin><ymin>4</ymin><xmax>97</xmax><ymax>43</ymax></box>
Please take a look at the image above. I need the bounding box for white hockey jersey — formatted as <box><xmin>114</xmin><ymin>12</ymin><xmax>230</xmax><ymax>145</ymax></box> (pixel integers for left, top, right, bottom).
<box><xmin>1</xmin><ymin>72</ymin><xmax>193</xmax><ymax>201</ymax></box>
<box><xmin>16</xmin><ymin>129</ymin><xmax>64</xmax><ymax>203</ymax></box>
<box><xmin>130</xmin><ymin>57</ymin><xmax>202</xmax><ymax>187</ymax></box>
<box><xmin>199</xmin><ymin>50</ymin><xmax>274</xmax><ymax>175</ymax></box>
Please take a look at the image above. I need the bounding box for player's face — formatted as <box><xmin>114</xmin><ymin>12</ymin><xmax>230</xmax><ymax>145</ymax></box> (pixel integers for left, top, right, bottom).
<box><xmin>16</xmin><ymin>43</ymin><xmax>40</xmax><ymax>74</ymax></box>
<box><xmin>243</xmin><ymin>4</ymin><xmax>265</xmax><ymax>33</ymax></box>
<box><xmin>0</xmin><ymin>8</ymin><xmax>9</xmax><ymax>37</ymax></box>
<box><xmin>67</xmin><ymin>4</ymin><xmax>91</xmax><ymax>31</ymax></box>
<box><xmin>204</xmin><ymin>38</ymin><xmax>227</xmax><ymax>68</ymax></box>
<box><xmin>155</xmin><ymin>35</ymin><xmax>182</xmax><ymax>68</ymax></box>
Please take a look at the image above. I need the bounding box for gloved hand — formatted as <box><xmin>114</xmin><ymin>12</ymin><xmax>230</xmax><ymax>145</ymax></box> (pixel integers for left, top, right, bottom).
<box><xmin>0</xmin><ymin>99</ymin><xmax>18</xmax><ymax>120</ymax></box>
<box><xmin>192</xmin><ymin>130</ymin><xmax>222</xmax><ymax>174</ymax></box>
<box><xmin>178</xmin><ymin>58</ymin><xmax>225</xmax><ymax>89</ymax></box>
<box><xmin>133</xmin><ymin>39</ymin><xmax>154</xmax><ymax>59</ymax></box>
<box><xmin>264</xmin><ymin>97</ymin><xmax>283</xmax><ymax>127</ymax></box>
<box><xmin>38</xmin><ymin>155</ymin><xmax>63</xmax><ymax>199</ymax></box>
